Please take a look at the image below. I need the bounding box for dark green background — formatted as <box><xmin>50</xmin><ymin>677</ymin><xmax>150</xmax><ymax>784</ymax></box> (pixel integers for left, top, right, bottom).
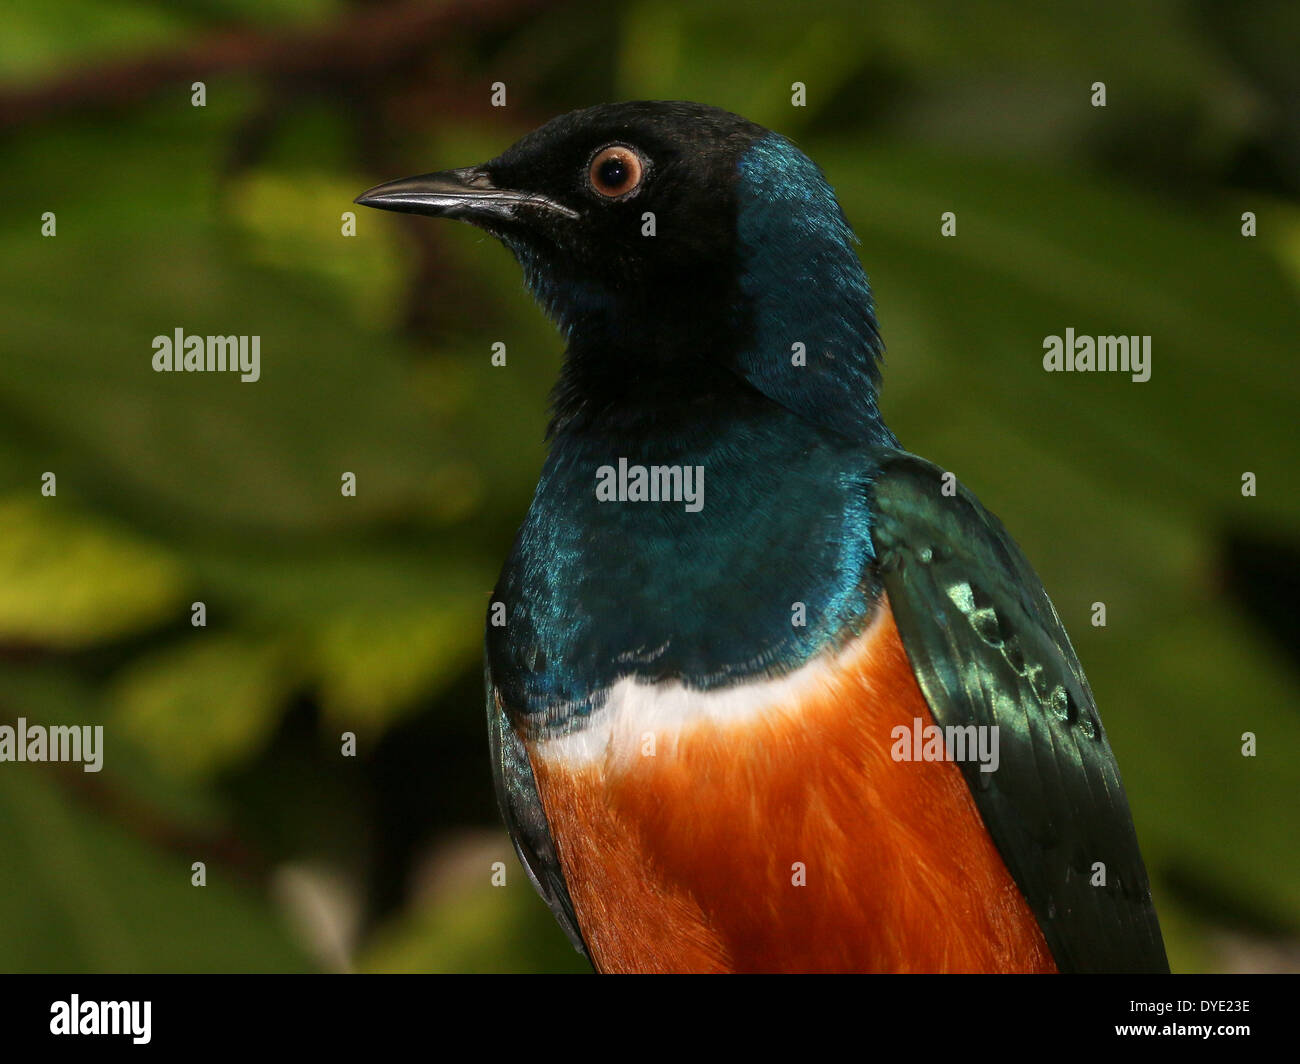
<box><xmin>0</xmin><ymin>0</ymin><xmax>1296</xmax><ymax>972</ymax></box>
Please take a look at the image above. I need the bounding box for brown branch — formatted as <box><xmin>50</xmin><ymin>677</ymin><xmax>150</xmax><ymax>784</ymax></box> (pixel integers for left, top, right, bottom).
<box><xmin>56</xmin><ymin>760</ymin><xmax>270</xmax><ymax>887</ymax></box>
<box><xmin>0</xmin><ymin>0</ymin><xmax>552</xmax><ymax>130</ymax></box>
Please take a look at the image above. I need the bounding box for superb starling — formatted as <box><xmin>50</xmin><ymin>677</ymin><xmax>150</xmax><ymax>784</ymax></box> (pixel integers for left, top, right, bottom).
<box><xmin>357</xmin><ymin>101</ymin><xmax>1168</xmax><ymax>973</ymax></box>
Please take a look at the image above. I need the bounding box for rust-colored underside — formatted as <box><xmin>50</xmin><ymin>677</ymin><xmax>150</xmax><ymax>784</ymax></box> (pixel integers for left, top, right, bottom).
<box><xmin>530</xmin><ymin>600</ymin><xmax>1056</xmax><ymax>973</ymax></box>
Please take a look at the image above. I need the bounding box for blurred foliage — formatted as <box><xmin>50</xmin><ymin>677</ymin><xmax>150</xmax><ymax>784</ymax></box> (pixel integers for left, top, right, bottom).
<box><xmin>0</xmin><ymin>0</ymin><xmax>1296</xmax><ymax>973</ymax></box>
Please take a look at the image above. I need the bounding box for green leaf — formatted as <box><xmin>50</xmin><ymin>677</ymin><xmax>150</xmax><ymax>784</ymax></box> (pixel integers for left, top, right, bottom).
<box><xmin>0</xmin><ymin>495</ymin><xmax>186</xmax><ymax>649</ymax></box>
<box><xmin>106</xmin><ymin>633</ymin><xmax>298</xmax><ymax>779</ymax></box>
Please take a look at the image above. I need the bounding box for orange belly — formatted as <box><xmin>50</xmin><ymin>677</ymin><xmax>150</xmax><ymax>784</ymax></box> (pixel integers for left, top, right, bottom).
<box><xmin>528</xmin><ymin>598</ymin><xmax>1056</xmax><ymax>973</ymax></box>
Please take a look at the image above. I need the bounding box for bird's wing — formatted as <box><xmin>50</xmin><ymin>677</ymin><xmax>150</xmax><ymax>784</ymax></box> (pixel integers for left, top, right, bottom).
<box><xmin>485</xmin><ymin>660</ymin><xmax>590</xmax><ymax>959</ymax></box>
<box><xmin>868</xmin><ymin>450</ymin><xmax>1168</xmax><ymax>972</ymax></box>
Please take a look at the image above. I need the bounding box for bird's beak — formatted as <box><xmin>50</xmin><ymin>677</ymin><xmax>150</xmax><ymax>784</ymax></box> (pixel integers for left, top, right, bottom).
<box><xmin>354</xmin><ymin>167</ymin><xmax>577</xmax><ymax>223</ymax></box>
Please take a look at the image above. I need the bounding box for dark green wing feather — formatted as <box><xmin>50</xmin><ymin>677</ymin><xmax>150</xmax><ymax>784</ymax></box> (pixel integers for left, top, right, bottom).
<box><xmin>869</xmin><ymin>450</ymin><xmax>1168</xmax><ymax>973</ymax></box>
<box><xmin>486</xmin><ymin>661</ymin><xmax>589</xmax><ymax>959</ymax></box>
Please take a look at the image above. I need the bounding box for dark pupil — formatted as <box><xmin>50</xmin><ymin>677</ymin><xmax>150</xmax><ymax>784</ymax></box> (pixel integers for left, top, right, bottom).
<box><xmin>598</xmin><ymin>156</ymin><xmax>627</xmax><ymax>188</ymax></box>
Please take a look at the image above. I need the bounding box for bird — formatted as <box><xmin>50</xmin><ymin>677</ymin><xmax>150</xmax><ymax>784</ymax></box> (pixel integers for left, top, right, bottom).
<box><xmin>356</xmin><ymin>100</ymin><xmax>1169</xmax><ymax>974</ymax></box>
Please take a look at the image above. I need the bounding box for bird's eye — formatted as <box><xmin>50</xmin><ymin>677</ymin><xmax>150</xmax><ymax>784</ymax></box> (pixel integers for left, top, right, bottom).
<box><xmin>588</xmin><ymin>145</ymin><xmax>644</xmax><ymax>198</ymax></box>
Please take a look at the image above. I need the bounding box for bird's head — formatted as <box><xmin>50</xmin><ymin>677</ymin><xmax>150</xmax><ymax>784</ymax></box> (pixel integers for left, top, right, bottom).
<box><xmin>358</xmin><ymin>101</ymin><xmax>890</xmax><ymax>443</ymax></box>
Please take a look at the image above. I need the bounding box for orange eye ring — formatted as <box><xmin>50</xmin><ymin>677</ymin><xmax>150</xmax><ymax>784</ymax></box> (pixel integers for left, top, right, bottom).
<box><xmin>588</xmin><ymin>145</ymin><xmax>645</xmax><ymax>198</ymax></box>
